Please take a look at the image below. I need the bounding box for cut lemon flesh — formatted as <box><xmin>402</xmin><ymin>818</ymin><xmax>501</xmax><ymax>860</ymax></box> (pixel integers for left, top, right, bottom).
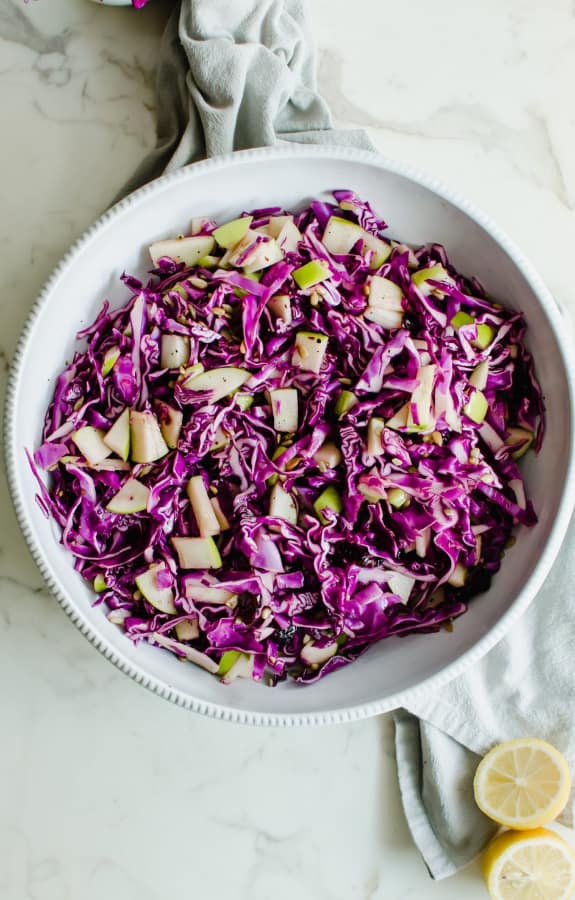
<box><xmin>483</xmin><ymin>828</ymin><xmax>575</xmax><ymax>900</ymax></box>
<box><xmin>474</xmin><ymin>738</ymin><xmax>571</xmax><ymax>829</ymax></box>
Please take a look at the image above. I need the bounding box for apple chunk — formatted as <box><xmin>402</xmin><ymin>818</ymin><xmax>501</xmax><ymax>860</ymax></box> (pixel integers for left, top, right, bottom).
<box><xmin>106</xmin><ymin>477</ymin><xmax>150</xmax><ymax>514</ymax></box>
<box><xmin>171</xmin><ymin>536</ymin><xmax>222</xmax><ymax>569</ymax></box>
<box><xmin>135</xmin><ymin>563</ymin><xmax>176</xmax><ymax>614</ymax></box>
<box><xmin>104</xmin><ymin>408</ymin><xmax>130</xmax><ymax>461</ymax></box>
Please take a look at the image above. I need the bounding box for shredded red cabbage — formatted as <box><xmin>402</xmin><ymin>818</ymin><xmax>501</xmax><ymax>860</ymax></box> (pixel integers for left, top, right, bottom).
<box><xmin>31</xmin><ymin>192</ymin><xmax>544</xmax><ymax>685</ymax></box>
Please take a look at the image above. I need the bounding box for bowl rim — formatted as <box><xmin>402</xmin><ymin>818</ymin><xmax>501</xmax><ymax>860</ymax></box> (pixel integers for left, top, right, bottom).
<box><xmin>6</xmin><ymin>143</ymin><xmax>575</xmax><ymax>727</ymax></box>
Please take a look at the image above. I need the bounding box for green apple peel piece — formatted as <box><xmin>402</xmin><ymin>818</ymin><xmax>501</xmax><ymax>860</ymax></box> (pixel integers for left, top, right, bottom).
<box><xmin>473</xmin><ymin>323</ymin><xmax>495</xmax><ymax>350</ymax></box>
<box><xmin>102</xmin><ymin>346</ymin><xmax>120</xmax><ymax>377</ymax></box>
<box><xmin>293</xmin><ymin>259</ymin><xmax>330</xmax><ymax>289</ymax></box>
<box><xmin>464</xmin><ymin>390</ymin><xmax>488</xmax><ymax>424</ymax></box>
<box><xmin>413</xmin><ymin>264</ymin><xmax>451</xmax><ymax>292</ymax></box>
<box><xmin>361</xmin><ymin>232</ymin><xmax>392</xmax><ymax>269</ymax></box>
<box><xmin>217</xmin><ymin>650</ymin><xmax>242</xmax><ymax>677</ymax></box>
<box><xmin>450</xmin><ymin>311</ymin><xmax>474</xmax><ymax>330</ymax></box>
<box><xmin>129</xmin><ymin>411</ymin><xmax>169</xmax><ymax>463</ymax></box>
<box><xmin>160</xmin><ymin>334</ymin><xmax>190</xmax><ymax>369</ymax></box>
<box><xmin>135</xmin><ymin>564</ymin><xmax>176</xmax><ymax>614</ymax></box>
<box><xmin>106</xmin><ymin>477</ymin><xmax>150</xmax><ymax>514</ymax></box>
<box><xmin>505</xmin><ymin>427</ymin><xmax>534</xmax><ymax>460</ymax></box>
<box><xmin>72</xmin><ymin>426</ymin><xmax>112</xmax><ymax>466</ymax></box>
<box><xmin>171</xmin><ymin>536</ymin><xmax>222</xmax><ymax>569</ymax></box>
<box><xmin>104</xmin><ymin>408</ymin><xmax>130</xmax><ymax>461</ymax></box>
<box><xmin>235</xmin><ymin>393</ymin><xmax>254</xmax><ymax>411</ymax></box>
<box><xmin>292</xmin><ymin>331</ymin><xmax>329</xmax><ymax>374</ymax></box>
<box><xmin>182</xmin><ymin>366</ymin><xmax>250</xmax><ymax>403</ymax></box>
<box><xmin>387</xmin><ymin>487</ymin><xmax>409</xmax><ymax>509</ymax></box>
<box><xmin>269</xmin><ymin>388</ymin><xmax>299</xmax><ymax>433</ymax></box>
<box><xmin>335</xmin><ymin>390</ymin><xmax>358</xmax><ymax>418</ymax></box>
<box><xmin>313</xmin><ymin>486</ymin><xmax>342</xmax><ymax>525</ymax></box>
<box><xmin>149</xmin><ymin>235</ymin><xmax>215</xmax><ymax>267</ymax></box>
<box><xmin>213</xmin><ymin>216</ymin><xmax>253</xmax><ymax>249</ymax></box>
<box><xmin>186</xmin><ymin>476</ymin><xmax>221</xmax><ymax>537</ymax></box>
<box><xmin>93</xmin><ymin>574</ymin><xmax>107</xmax><ymax>593</ymax></box>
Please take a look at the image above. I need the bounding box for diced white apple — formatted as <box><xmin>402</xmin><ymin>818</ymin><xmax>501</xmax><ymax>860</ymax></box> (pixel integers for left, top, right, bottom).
<box><xmin>209</xmin><ymin>426</ymin><xmax>230</xmax><ymax>452</ymax></box>
<box><xmin>386</xmin><ymin>403</ymin><xmax>410</xmax><ymax>431</ymax></box>
<box><xmin>130</xmin><ymin>411</ymin><xmax>169</xmax><ymax>463</ymax></box>
<box><xmin>269</xmin><ymin>483</ymin><xmax>298</xmax><ymax>525</ymax></box>
<box><xmin>265</xmin><ymin>215</ymin><xmax>293</xmax><ymax>238</ymax></box>
<box><xmin>268</xmin><ymin>294</ymin><xmax>292</xmax><ymax>325</ymax></box>
<box><xmin>91</xmin><ymin>459</ymin><xmax>131</xmax><ymax>472</ymax></box>
<box><xmin>412</xmin><ymin>264</ymin><xmax>453</xmax><ymax>295</ymax></box>
<box><xmin>156</xmin><ymin>403</ymin><xmax>183</xmax><ymax>450</ymax></box>
<box><xmin>469</xmin><ymin>360</ymin><xmax>489</xmax><ymax>391</ymax></box>
<box><xmin>269</xmin><ymin>388</ymin><xmax>299</xmax><ymax>433</ymax></box>
<box><xmin>160</xmin><ymin>334</ymin><xmax>190</xmax><ymax>369</ymax></box>
<box><xmin>387</xmin><ymin>572</ymin><xmax>415</xmax><ymax>603</ymax></box>
<box><xmin>186</xmin><ymin>476</ymin><xmax>221</xmax><ymax>537</ymax></box>
<box><xmin>322</xmin><ymin>216</ymin><xmax>363</xmax><ymax>254</ymax></box>
<box><xmin>171</xmin><ymin>536</ymin><xmax>222</xmax><ymax>569</ymax></box>
<box><xmin>210</xmin><ymin>497</ymin><xmax>230</xmax><ymax>530</ymax></box>
<box><xmin>104</xmin><ymin>408</ymin><xmax>130</xmax><ymax>461</ymax></box>
<box><xmin>275</xmin><ymin>220</ymin><xmax>302</xmax><ymax>253</ymax></box>
<box><xmin>292</xmin><ymin>331</ymin><xmax>329</xmax><ymax>374</ymax></box>
<box><xmin>415</xmin><ymin>529</ymin><xmax>431</xmax><ymax>559</ymax></box>
<box><xmin>182</xmin><ymin>366</ymin><xmax>250</xmax><ymax>403</ymax></box>
<box><xmin>182</xmin><ymin>573</ymin><xmax>236</xmax><ymax>604</ymax></box>
<box><xmin>106</xmin><ymin>477</ymin><xmax>150</xmax><ymax>514</ymax></box>
<box><xmin>368</xmin><ymin>276</ymin><xmax>404</xmax><ymax>311</ymax></box>
<box><xmin>408</xmin><ymin>366</ymin><xmax>437</xmax><ymax>430</ymax></box>
<box><xmin>313</xmin><ymin>442</ymin><xmax>342</xmax><ymax>471</ymax></box>
<box><xmin>364</xmin><ymin>307</ymin><xmax>404</xmax><ymax>329</ymax></box>
<box><xmin>361</xmin><ymin>232</ymin><xmax>392</xmax><ymax>269</ymax></box>
<box><xmin>190</xmin><ymin>216</ymin><xmax>214</xmax><ymax>235</ymax></box>
<box><xmin>175</xmin><ymin>619</ymin><xmax>200</xmax><ymax>641</ymax></box>
<box><xmin>300</xmin><ymin>641</ymin><xmax>337</xmax><ymax>665</ymax></box>
<box><xmin>367</xmin><ymin>417</ymin><xmax>385</xmax><ymax>455</ymax></box>
<box><xmin>72</xmin><ymin>426</ymin><xmax>112</xmax><ymax>466</ymax></box>
<box><xmin>447</xmin><ymin>562</ymin><xmax>467</xmax><ymax>588</ymax></box>
<box><xmin>149</xmin><ymin>235</ymin><xmax>215</xmax><ymax>267</ymax></box>
<box><xmin>242</xmin><ymin>237</ymin><xmax>284</xmax><ymax>274</ymax></box>
<box><xmin>213</xmin><ymin>216</ymin><xmax>253</xmax><ymax>249</ymax></box>
<box><xmin>135</xmin><ymin>563</ymin><xmax>176</xmax><ymax>614</ymax></box>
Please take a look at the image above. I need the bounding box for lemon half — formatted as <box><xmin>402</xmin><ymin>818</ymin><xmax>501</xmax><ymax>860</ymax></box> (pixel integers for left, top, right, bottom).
<box><xmin>474</xmin><ymin>738</ymin><xmax>572</xmax><ymax>829</ymax></box>
<box><xmin>483</xmin><ymin>828</ymin><xmax>575</xmax><ymax>900</ymax></box>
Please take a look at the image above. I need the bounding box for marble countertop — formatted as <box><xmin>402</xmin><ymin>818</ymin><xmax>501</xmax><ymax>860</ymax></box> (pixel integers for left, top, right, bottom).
<box><xmin>2</xmin><ymin>0</ymin><xmax>575</xmax><ymax>897</ymax></box>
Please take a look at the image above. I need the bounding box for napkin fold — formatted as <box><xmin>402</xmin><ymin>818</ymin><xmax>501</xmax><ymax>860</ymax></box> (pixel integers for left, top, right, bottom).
<box><xmin>120</xmin><ymin>0</ymin><xmax>372</xmax><ymax>198</ymax></box>
<box><xmin>120</xmin><ymin>0</ymin><xmax>574</xmax><ymax>882</ymax></box>
<box><xmin>394</xmin><ymin>513</ymin><xmax>575</xmax><ymax>879</ymax></box>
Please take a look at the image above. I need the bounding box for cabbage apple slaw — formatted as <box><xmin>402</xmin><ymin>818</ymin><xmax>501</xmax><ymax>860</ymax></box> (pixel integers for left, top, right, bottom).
<box><xmin>31</xmin><ymin>192</ymin><xmax>544</xmax><ymax>685</ymax></box>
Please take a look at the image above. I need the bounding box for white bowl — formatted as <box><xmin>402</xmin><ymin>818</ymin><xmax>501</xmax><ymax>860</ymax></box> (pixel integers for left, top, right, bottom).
<box><xmin>6</xmin><ymin>146</ymin><xmax>575</xmax><ymax>725</ymax></box>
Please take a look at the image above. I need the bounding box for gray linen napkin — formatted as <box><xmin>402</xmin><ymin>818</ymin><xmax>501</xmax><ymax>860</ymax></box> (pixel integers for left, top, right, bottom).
<box><xmin>119</xmin><ymin>0</ymin><xmax>373</xmax><ymax>198</ymax></box>
<box><xmin>118</xmin><ymin>0</ymin><xmax>574</xmax><ymax>883</ymax></box>
<box><xmin>394</xmin><ymin>514</ymin><xmax>575</xmax><ymax>879</ymax></box>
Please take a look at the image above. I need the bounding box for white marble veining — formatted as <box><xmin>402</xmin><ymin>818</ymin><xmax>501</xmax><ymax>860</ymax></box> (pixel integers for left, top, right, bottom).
<box><xmin>2</xmin><ymin>0</ymin><xmax>575</xmax><ymax>896</ymax></box>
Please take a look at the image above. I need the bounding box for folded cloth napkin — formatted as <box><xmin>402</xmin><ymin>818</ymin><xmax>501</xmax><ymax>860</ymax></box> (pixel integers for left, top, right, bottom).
<box><xmin>119</xmin><ymin>0</ymin><xmax>373</xmax><ymax>198</ymax></box>
<box><xmin>394</xmin><ymin>513</ymin><xmax>575</xmax><ymax>879</ymax></box>
<box><xmin>119</xmin><ymin>0</ymin><xmax>574</xmax><ymax>883</ymax></box>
